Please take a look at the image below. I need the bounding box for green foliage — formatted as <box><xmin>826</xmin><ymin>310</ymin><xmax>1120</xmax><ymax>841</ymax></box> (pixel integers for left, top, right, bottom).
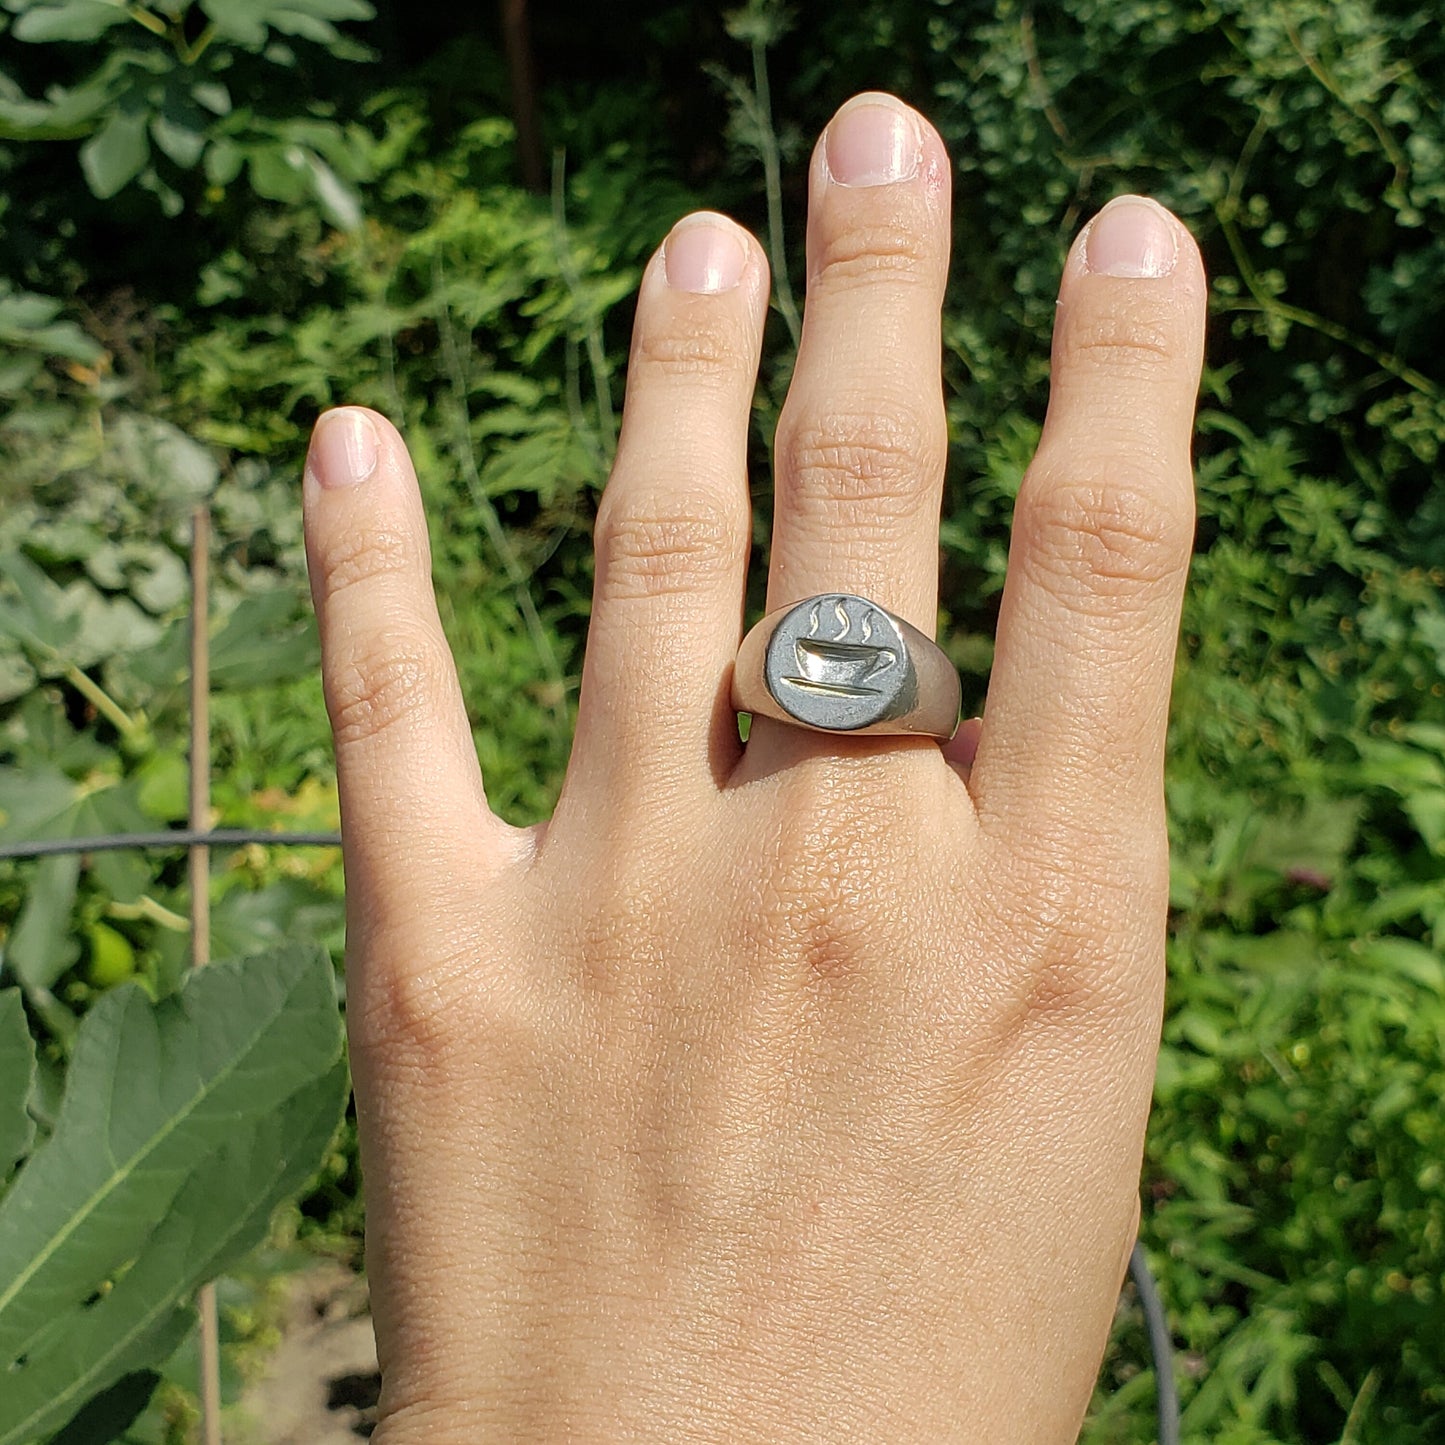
<box><xmin>3</xmin><ymin>0</ymin><xmax>1445</xmax><ymax>1439</ymax></box>
<box><xmin>0</xmin><ymin>282</ymin><xmax>103</xmax><ymax>399</ymax></box>
<box><xmin>0</xmin><ymin>402</ymin><xmax>338</xmax><ymax>1049</ymax></box>
<box><xmin>0</xmin><ymin>946</ymin><xmax>346</xmax><ymax>1443</ymax></box>
<box><xmin>0</xmin><ymin>0</ymin><xmax>374</xmax><ymax>221</ymax></box>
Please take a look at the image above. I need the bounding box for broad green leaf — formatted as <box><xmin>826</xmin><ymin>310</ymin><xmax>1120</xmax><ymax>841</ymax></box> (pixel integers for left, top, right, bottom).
<box><xmin>207</xmin><ymin>591</ymin><xmax>319</xmax><ymax>690</ymax></box>
<box><xmin>202</xmin><ymin>134</ymin><xmax>243</xmax><ymax>186</ymax></box>
<box><xmin>47</xmin><ymin>1370</ymin><xmax>161</xmax><ymax>1445</ymax></box>
<box><xmin>0</xmin><ymin>648</ymin><xmax>34</xmax><ymax>704</ymax></box>
<box><xmin>197</xmin><ymin>0</ymin><xmax>372</xmax><ymax>48</ymax></box>
<box><xmin>262</xmin><ymin>10</ymin><xmax>339</xmax><ymax>44</ymax></box>
<box><xmin>86</xmin><ymin>849</ymin><xmax>153</xmax><ymax>908</ymax></box>
<box><xmin>0</xmin><ymin>945</ymin><xmax>343</xmax><ymax>1367</ymax></box>
<box><xmin>79</xmin><ymin>108</ymin><xmax>150</xmax><ymax>200</ymax></box>
<box><xmin>133</xmin><ymin>751</ymin><xmax>189</xmax><ymax>821</ymax></box>
<box><xmin>3</xmin><ymin>851</ymin><xmax>81</xmax><ymax>992</ymax></box>
<box><xmin>82</xmin><ymin>539</ymin><xmax>188</xmax><ymax>614</ymax></box>
<box><xmin>11</xmin><ymin>1</ymin><xmax>130</xmax><ymax>43</ymax></box>
<box><xmin>0</xmin><ymin>765</ymin><xmax>149</xmax><ymax>846</ymax></box>
<box><xmin>104</xmin><ymin>413</ymin><xmax>218</xmax><ymax>505</ymax></box>
<box><xmin>1354</xmin><ymin>737</ymin><xmax>1445</xmax><ymax>792</ymax></box>
<box><xmin>0</xmin><ymin>354</ymin><xmax>43</xmax><ymax>399</ymax></box>
<box><xmin>196</xmin><ymin>0</ymin><xmax>275</xmax><ymax>47</ymax></box>
<box><xmin>0</xmin><ymin>1058</ymin><xmax>348</xmax><ymax>1445</ymax></box>
<box><xmin>191</xmin><ymin>81</ymin><xmax>231</xmax><ymax>116</ymax></box>
<box><xmin>280</xmin><ymin>0</ymin><xmax>374</xmax><ymax>18</ymax></box>
<box><xmin>210</xmin><ymin>877</ymin><xmax>342</xmax><ymax>962</ymax></box>
<box><xmin>1244</xmin><ymin>794</ymin><xmax>1363</xmax><ymax>880</ymax></box>
<box><xmin>0</xmin><ymin>550</ymin><xmax>82</xmax><ymax>656</ymax></box>
<box><xmin>0</xmin><ymin>550</ymin><xmax>164</xmax><ymax>673</ymax></box>
<box><xmin>0</xmin><ymin>53</ymin><xmax>127</xmax><ymax>140</ymax></box>
<box><xmin>246</xmin><ymin>141</ymin><xmax>308</xmax><ymax>202</ymax></box>
<box><xmin>296</xmin><ymin>147</ymin><xmax>362</xmax><ymax>230</ymax></box>
<box><xmin>1402</xmin><ymin>722</ymin><xmax>1445</xmax><ymax>756</ymax></box>
<box><xmin>0</xmin><ymin>990</ymin><xmax>36</xmax><ymax>1186</ymax></box>
<box><xmin>109</xmin><ymin>581</ymin><xmax>309</xmax><ymax>693</ymax></box>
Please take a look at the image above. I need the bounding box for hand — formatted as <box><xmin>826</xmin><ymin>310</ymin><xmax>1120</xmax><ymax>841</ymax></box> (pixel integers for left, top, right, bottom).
<box><xmin>302</xmin><ymin>91</ymin><xmax>1205</xmax><ymax>1443</ymax></box>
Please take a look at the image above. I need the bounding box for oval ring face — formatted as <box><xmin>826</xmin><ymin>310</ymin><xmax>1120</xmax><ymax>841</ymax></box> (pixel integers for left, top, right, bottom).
<box><xmin>763</xmin><ymin>594</ymin><xmax>911</xmax><ymax>731</ymax></box>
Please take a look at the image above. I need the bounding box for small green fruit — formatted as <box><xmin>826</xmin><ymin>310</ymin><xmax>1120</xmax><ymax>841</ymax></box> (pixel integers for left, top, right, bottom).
<box><xmin>86</xmin><ymin>922</ymin><xmax>137</xmax><ymax>988</ymax></box>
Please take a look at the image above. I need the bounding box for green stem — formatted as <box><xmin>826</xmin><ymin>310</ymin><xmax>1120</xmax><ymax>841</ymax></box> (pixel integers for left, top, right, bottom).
<box><xmin>1220</xmin><ymin>85</ymin><xmax>1283</xmax><ymax>225</ymax></box>
<box><xmin>1338</xmin><ymin>1366</ymin><xmax>1382</xmax><ymax>1445</ymax></box>
<box><xmin>433</xmin><ymin>256</ymin><xmax>569</xmax><ymax>717</ymax></box>
<box><xmin>62</xmin><ymin>664</ymin><xmax>142</xmax><ymax>740</ymax></box>
<box><xmin>124</xmin><ymin>4</ymin><xmax>168</xmax><ymax>38</ymax></box>
<box><xmin>550</xmin><ymin>151</ymin><xmax>617</xmax><ymax>464</ymax></box>
<box><xmin>751</xmin><ymin>36</ymin><xmax>801</xmax><ymax>349</ymax></box>
<box><xmin>108</xmin><ymin>895</ymin><xmax>190</xmax><ymax>932</ymax></box>
<box><xmin>1284</xmin><ymin>23</ymin><xmax>1409</xmax><ymax>201</ymax></box>
<box><xmin>181</xmin><ymin>22</ymin><xmax>218</xmax><ymax>66</ymax></box>
<box><xmin>1215</xmin><ymin>210</ymin><xmax>1441</xmax><ymax>401</ymax></box>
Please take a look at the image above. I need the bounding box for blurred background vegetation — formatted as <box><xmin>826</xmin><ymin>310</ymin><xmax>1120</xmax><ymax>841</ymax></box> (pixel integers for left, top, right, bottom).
<box><xmin>1</xmin><ymin>0</ymin><xmax>1444</xmax><ymax>1440</ymax></box>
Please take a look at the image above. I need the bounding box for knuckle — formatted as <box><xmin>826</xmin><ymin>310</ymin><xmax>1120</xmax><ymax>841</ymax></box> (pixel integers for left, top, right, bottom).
<box><xmin>351</xmin><ymin>939</ymin><xmax>538</xmax><ymax>1080</ymax></box>
<box><xmin>314</xmin><ymin>523</ymin><xmax>422</xmax><ymax>603</ymax></box>
<box><xmin>755</xmin><ymin>858</ymin><xmax>875</xmax><ymax>990</ymax></box>
<box><xmin>811</xmin><ymin>216</ymin><xmax>936</xmax><ymax>292</ymax></box>
<box><xmin>350</xmin><ymin>953</ymin><xmax>471</xmax><ymax>1066</ymax></box>
<box><xmin>1021</xmin><ymin>935</ymin><xmax>1140</xmax><ymax>1027</ymax></box>
<box><xmin>752</xmin><ymin>767</ymin><xmax>913</xmax><ymax>988</ymax></box>
<box><xmin>992</xmin><ymin>832</ymin><xmax>1167</xmax><ymax>1028</ymax></box>
<box><xmin>779</xmin><ymin>402</ymin><xmax>944</xmax><ymax>513</ymax></box>
<box><xmin>1017</xmin><ymin>470</ymin><xmax>1193</xmax><ymax>603</ymax></box>
<box><xmin>326</xmin><ymin>622</ymin><xmax>453</xmax><ymax>748</ymax></box>
<box><xmin>594</xmin><ymin>489</ymin><xmax>746</xmax><ymax>601</ymax></box>
<box><xmin>630</xmin><ymin>314</ymin><xmax>747</xmax><ymax>384</ymax></box>
<box><xmin>1004</xmin><ymin>905</ymin><xmax>1138</xmax><ymax>1031</ymax></box>
<box><xmin>1058</xmin><ymin>300</ymin><xmax>1175</xmax><ymax>375</ymax></box>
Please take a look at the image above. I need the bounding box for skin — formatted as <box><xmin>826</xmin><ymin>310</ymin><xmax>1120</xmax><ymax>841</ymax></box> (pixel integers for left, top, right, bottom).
<box><xmin>302</xmin><ymin>93</ymin><xmax>1206</xmax><ymax>1443</ymax></box>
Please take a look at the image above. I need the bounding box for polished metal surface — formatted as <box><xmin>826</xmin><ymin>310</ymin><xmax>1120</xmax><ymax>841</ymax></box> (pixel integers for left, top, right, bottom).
<box><xmin>733</xmin><ymin>592</ymin><xmax>960</xmax><ymax>739</ymax></box>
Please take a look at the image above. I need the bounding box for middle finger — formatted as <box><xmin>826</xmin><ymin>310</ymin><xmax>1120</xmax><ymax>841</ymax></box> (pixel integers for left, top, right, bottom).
<box><xmin>765</xmin><ymin>93</ymin><xmax>952</xmax><ymax>633</ymax></box>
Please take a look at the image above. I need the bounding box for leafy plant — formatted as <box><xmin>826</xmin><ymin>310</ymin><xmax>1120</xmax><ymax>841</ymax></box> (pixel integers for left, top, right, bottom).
<box><xmin>0</xmin><ymin>0</ymin><xmax>374</xmax><ymax>221</ymax></box>
<box><xmin>0</xmin><ymin>945</ymin><xmax>347</xmax><ymax>1443</ymax></box>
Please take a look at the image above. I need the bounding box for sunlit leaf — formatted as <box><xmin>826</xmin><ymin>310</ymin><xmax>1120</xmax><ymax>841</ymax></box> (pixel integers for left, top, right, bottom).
<box><xmin>0</xmin><ymin>1054</ymin><xmax>348</xmax><ymax>1443</ymax></box>
<box><xmin>0</xmin><ymin>945</ymin><xmax>345</xmax><ymax>1389</ymax></box>
<box><xmin>0</xmin><ymin>765</ymin><xmax>149</xmax><ymax>846</ymax></box>
<box><xmin>11</xmin><ymin>1</ymin><xmax>130</xmax><ymax>43</ymax></box>
<box><xmin>79</xmin><ymin>107</ymin><xmax>150</xmax><ymax>199</ymax></box>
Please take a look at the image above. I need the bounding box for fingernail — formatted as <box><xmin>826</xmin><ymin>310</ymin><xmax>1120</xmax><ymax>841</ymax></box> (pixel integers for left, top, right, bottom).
<box><xmin>663</xmin><ymin>214</ymin><xmax>747</xmax><ymax>293</ymax></box>
<box><xmin>309</xmin><ymin>408</ymin><xmax>378</xmax><ymax>488</ymax></box>
<box><xmin>1083</xmin><ymin>196</ymin><xmax>1178</xmax><ymax>278</ymax></box>
<box><xmin>824</xmin><ymin>94</ymin><xmax>922</xmax><ymax>188</ymax></box>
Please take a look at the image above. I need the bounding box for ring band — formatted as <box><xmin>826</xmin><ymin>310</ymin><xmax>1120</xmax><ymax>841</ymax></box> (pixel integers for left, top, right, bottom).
<box><xmin>732</xmin><ymin>593</ymin><xmax>961</xmax><ymax>739</ymax></box>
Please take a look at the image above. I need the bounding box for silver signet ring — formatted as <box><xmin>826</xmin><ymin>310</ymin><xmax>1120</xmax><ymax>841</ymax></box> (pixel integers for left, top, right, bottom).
<box><xmin>731</xmin><ymin>593</ymin><xmax>961</xmax><ymax>739</ymax></box>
